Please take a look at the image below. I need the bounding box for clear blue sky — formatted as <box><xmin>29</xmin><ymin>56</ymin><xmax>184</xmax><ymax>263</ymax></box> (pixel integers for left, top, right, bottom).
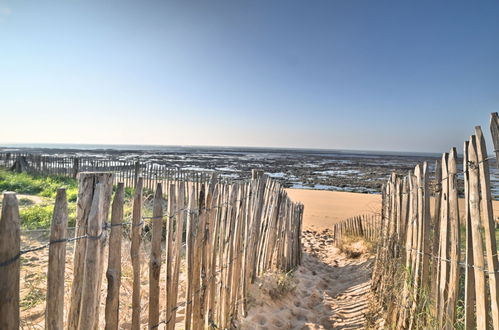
<box><xmin>0</xmin><ymin>0</ymin><xmax>498</xmax><ymax>152</ymax></box>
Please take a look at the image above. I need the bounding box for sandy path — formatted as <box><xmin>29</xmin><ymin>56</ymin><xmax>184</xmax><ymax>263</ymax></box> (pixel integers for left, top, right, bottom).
<box><xmin>242</xmin><ymin>228</ymin><xmax>375</xmax><ymax>329</ymax></box>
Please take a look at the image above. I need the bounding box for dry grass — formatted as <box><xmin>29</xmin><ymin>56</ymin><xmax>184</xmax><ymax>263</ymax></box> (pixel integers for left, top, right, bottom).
<box><xmin>337</xmin><ymin>234</ymin><xmax>375</xmax><ymax>259</ymax></box>
<box><xmin>18</xmin><ymin>229</ymin><xmax>188</xmax><ymax>329</ymax></box>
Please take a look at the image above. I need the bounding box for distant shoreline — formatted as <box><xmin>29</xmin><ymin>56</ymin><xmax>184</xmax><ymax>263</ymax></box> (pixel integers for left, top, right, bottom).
<box><xmin>0</xmin><ymin>143</ymin><xmax>441</xmax><ymax>158</ymax></box>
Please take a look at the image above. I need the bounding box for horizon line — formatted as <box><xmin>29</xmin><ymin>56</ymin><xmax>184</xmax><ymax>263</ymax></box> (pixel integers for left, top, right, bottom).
<box><xmin>0</xmin><ymin>141</ymin><xmax>445</xmax><ymax>157</ymax></box>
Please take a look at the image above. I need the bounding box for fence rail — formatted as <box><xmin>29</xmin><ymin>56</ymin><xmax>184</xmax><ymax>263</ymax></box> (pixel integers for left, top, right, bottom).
<box><xmin>372</xmin><ymin>113</ymin><xmax>499</xmax><ymax>329</ymax></box>
<box><xmin>0</xmin><ymin>170</ymin><xmax>304</xmax><ymax>329</ymax></box>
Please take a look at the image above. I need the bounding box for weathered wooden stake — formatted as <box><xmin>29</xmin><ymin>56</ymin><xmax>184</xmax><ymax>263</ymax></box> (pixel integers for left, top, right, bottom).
<box><xmin>105</xmin><ymin>183</ymin><xmax>124</xmax><ymax>330</ymax></box>
<box><xmin>0</xmin><ymin>193</ymin><xmax>20</xmax><ymax>330</ymax></box>
<box><xmin>45</xmin><ymin>189</ymin><xmax>68</xmax><ymax>330</ymax></box>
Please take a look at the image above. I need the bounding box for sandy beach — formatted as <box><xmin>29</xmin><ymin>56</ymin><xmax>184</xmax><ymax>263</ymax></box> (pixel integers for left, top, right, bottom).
<box><xmin>286</xmin><ymin>189</ymin><xmax>382</xmax><ymax>229</ymax></box>
<box><xmin>287</xmin><ymin>188</ymin><xmax>499</xmax><ymax>230</ymax></box>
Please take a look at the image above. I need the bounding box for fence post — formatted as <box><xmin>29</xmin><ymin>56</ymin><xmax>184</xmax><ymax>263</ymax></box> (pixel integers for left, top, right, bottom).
<box><xmin>437</xmin><ymin>154</ymin><xmax>450</xmax><ymax>326</ymax></box>
<box><xmin>149</xmin><ymin>183</ymin><xmax>163</xmax><ymax>328</ymax></box>
<box><xmin>134</xmin><ymin>160</ymin><xmax>141</xmax><ymax>187</ymax></box>
<box><xmin>165</xmin><ymin>183</ymin><xmax>176</xmax><ymax>330</ymax></box>
<box><xmin>68</xmin><ymin>172</ymin><xmax>113</xmax><ymax>329</ymax></box>
<box><xmin>72</xmin><ymin>158</ymin><xmax>80</xmax><ymax>178</ymax></box>
<box><xmin>475</xmin><ymin>127</ymin><xmax>499</xmax><ymax>329</ymax></box>
<box><xmin>430</xmin><ymin>159</ymin><xmax>442</xmax><ymax>318</ymax></box>
<box><xmin>168</xmin><ymin>182</ymin><xmax>185</xmax><ymax>330</ymax></box>
<box><xmin>105</xmin><ymin>183</ymin><xmax>124</xmax><ymax>330</ymax></box>
<box><xmin>490</xmin><ymin>112</ymin><xmax>499</xmax><ymax>167</ymax></box>
<box><xmin>77</xmin><ymin>184</ymin><xmax>105</xmax><ymax>329</ymax></box>
<box><xmin>131</xmin><ymin>177</ymin><xmax>143</xmax><ymax>330</ymax></box>
<box><xmin>468</xmin><ymin>136</ymin><xmax>489</xmax><ymax>329</ymax></box>
<box><xmin>185</xmin><ymin>188</ymin><xmax>198</xmax><ymax>329</ymax></box>
<box><xmin>445</xmin><ymin>148</ymin><xmax>460</xmax><ymax>327</ymax></box>
<box><xmin>0</xmin><ymin>192</ymin><xmax>20</xmax><ymax>329</ymax></box>
<box><xmin>46</xmin><ymin>189</ymin><xmax>68</xmax><ymax>330</ymax></box>
<box><xmin>463</xmin><ymin>141</ymin><xmax>476</xmax><ymax>329</ymax></box>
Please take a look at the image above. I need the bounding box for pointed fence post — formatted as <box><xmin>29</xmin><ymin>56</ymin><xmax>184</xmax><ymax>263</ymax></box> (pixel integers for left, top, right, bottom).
<box><xmin>46</xmin><ymin>189</ymin><xmax>68</xmax><ymax>330</ymax></box>
<box><xmin>0</xmin><ymin>193</ymin><xmax>20</xmax><ymax>330</ymax></box>
<box><xmin>105</xmin><ymin>183</ymin><xmax>125</xmax><ymax>329</ymax></box>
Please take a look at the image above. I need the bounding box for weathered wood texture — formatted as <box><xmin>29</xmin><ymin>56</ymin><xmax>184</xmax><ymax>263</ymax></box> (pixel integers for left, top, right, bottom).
<box><xmin>105</xmin><ymin>183</ymin><xmax>124</xmax><ymax>330</ymax></box>
<box><xmin>45</xmin><ymin>189</ymin><xmax>68</xmax><ymax>330</ymax></box>
<box><xmin>372</xmin><ymin>116</ymin><xmax>499</xmax><ymax>329</ymax></box>
<box><xmin>3</xmin><ymin>165</ymin><xmax>303</xmax><ymax>328</ymax></box>
<box><xmin>0</xmin><ymin>193</ymin><xmax>20</xmax><ymax>330</ymax></box>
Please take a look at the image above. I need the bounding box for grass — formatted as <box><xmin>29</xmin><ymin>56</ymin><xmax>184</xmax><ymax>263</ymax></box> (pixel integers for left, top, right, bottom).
<box><xmin>337</xmin><ymin>234</ymin><xmax>376</xmax><ymax>258</ymax></box>
<box><xmin>0</xmin><ymin>169</ymin><xmax>78</xmax><ymax>201</ymax></box>
<box><xmin>0</xmin><ymin>169</ymin><xmax>79</xmax><ymax>229</ymax></box>
<box><xmin>20</xmin><ymin>203</ymin><xmax>78</xmax><ymax>229</ymax></box>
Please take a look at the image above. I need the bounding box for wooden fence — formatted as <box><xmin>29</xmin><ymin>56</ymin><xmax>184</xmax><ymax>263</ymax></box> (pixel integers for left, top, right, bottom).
<box><xmin>372</xmin><ymin>113</ymin><xmax>499</xmax><ymax>329</ymax></box>
<box><xmin>0</xmin><ymin>171</ymin><xmax>303</xmax><ymax>329</ymax></box>
<box><xmin>332</xmin><ymin>214</ymin><xmax>381</xmax><ymax>246</ymax></box>
<box><xmin>0</xmin><ymin>152</ymin><xmax>219</xmax><ymax>189</ymax></box>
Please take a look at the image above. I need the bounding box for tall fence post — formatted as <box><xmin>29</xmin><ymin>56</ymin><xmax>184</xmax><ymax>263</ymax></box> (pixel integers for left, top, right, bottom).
<box><xmin>77</xmin><ymin>183</ymin><xmax>106</xmax><ymax>329</ymax></box>
<box><xmin>68</xmin><ymin>172</ymin><xmax>113</xmax><ymax>329</ymax></box>
<box><xmin>149</xmin><ymin>183</ymin><xmax>163</xmax><ymax>328</ymax></box>
<box><xmin>45</xmin><ymin>189</ymin><xmax>68</xmax><ymax>330</ymax></box>
<box><xmin>131</xmin><ymin>177</ymin><xmax>143</xmax><ymax>330</ymax></box>
<box><xmin>0</xmin><ymin>192</ymin><xmax>20</xmax><ymax>329</ymax></box>
<box><xmin>475</xmin><ymin>126</ymin><xmax>499</xmax><ymax>329</ymax></box>
<box><xmin>105</xmin><ymin>182</ymin><xmax>125</xmax><ymax>329</ymax></box>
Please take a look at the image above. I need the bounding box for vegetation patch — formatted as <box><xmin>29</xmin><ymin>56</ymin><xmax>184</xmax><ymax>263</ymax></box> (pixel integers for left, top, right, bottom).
<box><xmin>0</xmin><ymin>169</ymin><xmax>78</xmax><ymax>201</ymax></box>
<box><xmin>20</xmin><ymin>203</ymin><xmax>77</xmax><ymax>229</ymax></box>
<box><xmin>0</xmin><ymin>169</ymin><xmax>79</xmax><ymax>229</ymax></box>
<box><xmin>337</xmin><ymin>235</ymin><xmax>375</xmax><ymax>258</ymax></box>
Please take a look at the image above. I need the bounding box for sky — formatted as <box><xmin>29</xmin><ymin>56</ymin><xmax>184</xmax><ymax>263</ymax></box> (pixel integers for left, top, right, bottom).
<box><xmin>0</xmin><ymin>0</ymin><xmax>498</xmax><ymax>153</ymax></box>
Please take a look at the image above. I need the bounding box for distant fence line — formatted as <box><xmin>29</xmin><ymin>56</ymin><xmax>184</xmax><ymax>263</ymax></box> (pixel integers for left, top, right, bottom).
<box><xmin>0</xmin><ymin>171</ymin><xmax>304</xmax><ymax>329</ymax></box>
<box><xmin>0</xmin><ymin>152</ymin><xmax>234</xmax><ymax>190</ymax></box>
<box><xmin>332</xmin><ymin>214</ymin><xmax>381</xmax><ymax>245</ymax></box>
<box><xmin>372</xmin><ymin>113</ymin><xmax>499</xmax><ymax>329</ymax></box>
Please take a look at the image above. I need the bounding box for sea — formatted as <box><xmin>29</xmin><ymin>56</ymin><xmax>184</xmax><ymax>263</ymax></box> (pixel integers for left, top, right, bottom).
<box><xmin>1</xmin><ymin>143</ymin><xmax>498</xmax><ymax>198</ymax></box>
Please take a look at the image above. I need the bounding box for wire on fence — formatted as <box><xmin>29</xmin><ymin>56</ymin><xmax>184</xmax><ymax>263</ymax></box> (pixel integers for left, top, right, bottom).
<box><xmin>378</xmin><ymin>240</ymin><xmax>499</xmax><ymax>275</ymax></box>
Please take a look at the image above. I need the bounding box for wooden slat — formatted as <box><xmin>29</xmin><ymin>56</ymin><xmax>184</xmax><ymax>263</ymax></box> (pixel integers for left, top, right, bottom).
<box><xmin>463</xmin><ymin>140</ymin><xmax>476</xmax><ymax>329</ymax></box>
<box><xmin>131</xmin><ymin>178</ymin><xmax>143</xmax><ymax>330</ymax></box>
<box><xmin>437</xmin><ymin>153</ymin><xmax>450</xmax><ymax>326</ymax></box>
<box><xmin>0</xmin><ymin>193</ymin><xmax>20</xmax><ymax>330</ymax></box>
<box><xmin>77</xmin><ymin>183</ymin><xmax>105</xmax><ymax>329</ymax></box>
<box><xmin>149</xmin><ymin>183</ymin><xmax>163</xmax><ymax>328</ymax></box>
<box><xmin>445</xmin><ymin>148</ymin><xmax>460</xmax><ymax>328</ymax></box>
<box><xmin>468</xmin><ymin>136</ymin><xmax>490</xmax><ymax>329</ymax></box>
<box><xmin>474</xmin><ymin>127</ymin><xmax>499</xmax><ymax>329</ymax></box>
<box><xmin>45</xmin><ymin>189</ymin><xmax>68</xmax><ymax>330</ymax></box>
<box><xmin>490</xmin><ymin>112</ymin><xmax>499</xmax><ymax>167</ymax></box>
<box><xmin>430</xmin><ymin>159</ymin><xmax>442</xmax><ymax>318</ymax></box>
<box><xmin>105</xmin><ymin>183</ymin><xmax>124</xmax><ymax>329</ymax></box>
